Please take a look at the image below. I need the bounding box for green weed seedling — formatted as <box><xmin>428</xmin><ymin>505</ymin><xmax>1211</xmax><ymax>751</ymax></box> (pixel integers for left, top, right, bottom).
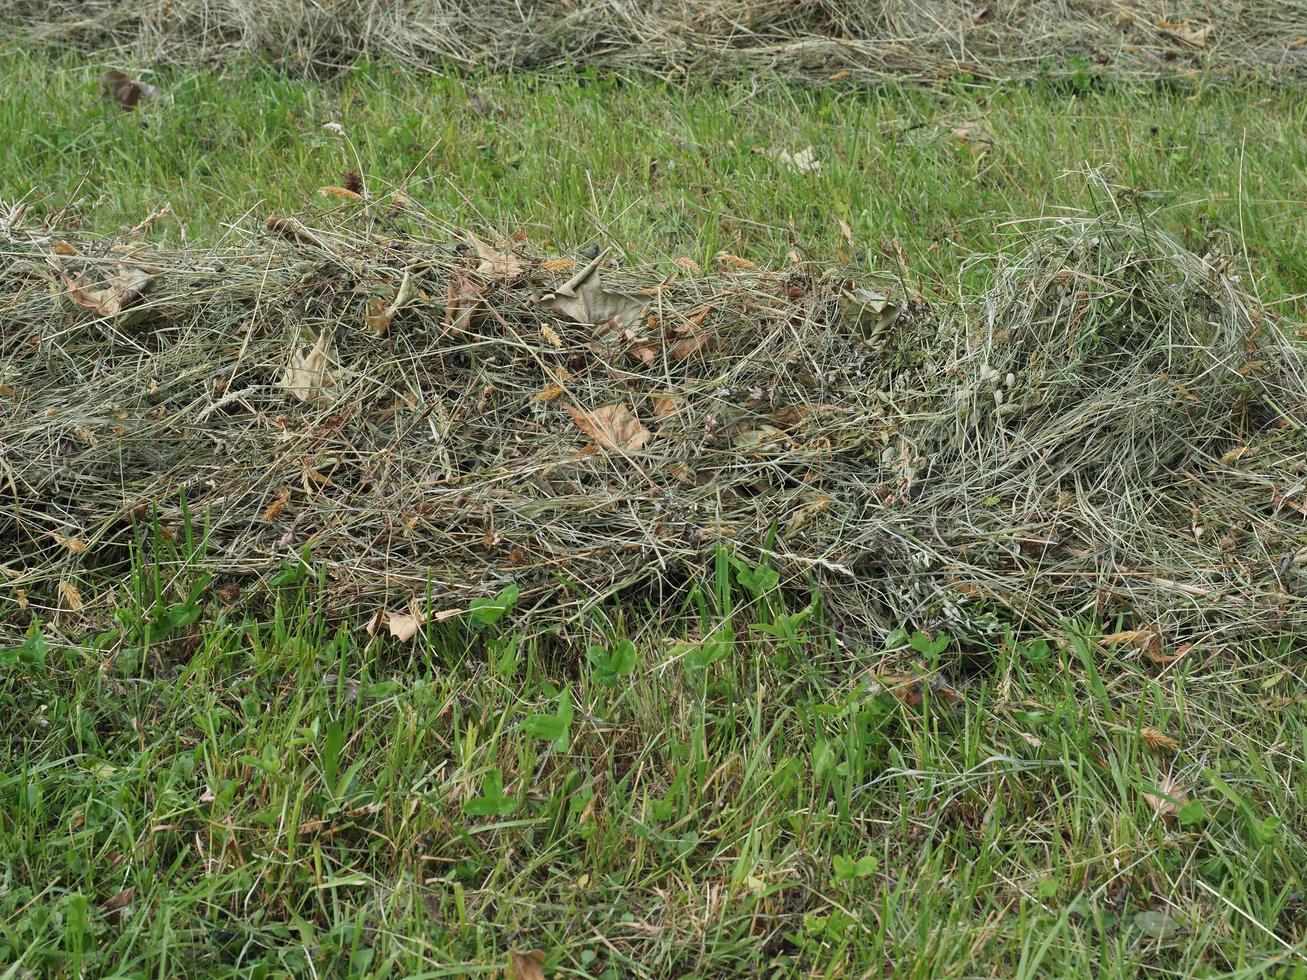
<box><xmin>587</xmin><ymin>638</ymin><xmax>638</xmax><ymax>687</ymax></box>
<box><xmin>469</xmin><ymin>583</ymin><xmax>520</xmax><ymax>628</ymax></box>
<box><xmin>463</xmin><ymin>768</ymin><xmax>517</xmax><ymax>817</ymax></box>
<box><xmin>522</xmin><ymin>684</ymin><xmax>574</xmax><ymax>750</ymax></box>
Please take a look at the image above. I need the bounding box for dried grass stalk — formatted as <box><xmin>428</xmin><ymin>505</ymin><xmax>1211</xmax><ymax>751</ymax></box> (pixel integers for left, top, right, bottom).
<box><xmin>1</xmin><ymin>188</ymin><xmax>1304</xmax><ymax>647</ymax></box>
<box><xmin>6</xmin><ymin>0</ymin><xmax>1306</xmax><ymax>82</ymax></box>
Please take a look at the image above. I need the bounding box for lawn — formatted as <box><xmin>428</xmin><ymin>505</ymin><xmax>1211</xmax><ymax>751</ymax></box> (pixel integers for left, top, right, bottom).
<box><xmin>2</xmin><ymin>49</ymin><xmax>1306</xmax><ymax>978</ymax></box>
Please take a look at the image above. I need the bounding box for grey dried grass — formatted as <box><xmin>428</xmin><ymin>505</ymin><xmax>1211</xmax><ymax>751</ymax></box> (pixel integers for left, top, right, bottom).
<box><xmin>6</xmin><ymin>0</ymin><xmax>1305</xmax><ymax>83</ymax></box>
<box><xmin>1</xmin><ymin>188</ymin><xmax>1304</xmax><ymax>651</ymax></box>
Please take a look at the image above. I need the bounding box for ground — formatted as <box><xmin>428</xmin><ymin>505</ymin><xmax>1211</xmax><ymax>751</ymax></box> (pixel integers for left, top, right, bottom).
<box><xmin>2</xmin><ymin>49</ymin><xmax>1306</xmax><ymax>978</ymax></box>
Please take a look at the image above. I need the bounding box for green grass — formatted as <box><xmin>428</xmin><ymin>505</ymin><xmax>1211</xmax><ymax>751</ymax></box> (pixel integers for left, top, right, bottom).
<box><xmin>2</xmin><ymin>50</ymin><xmax>1305</xmax><ymax>312</ymax></box>
<box><xmin>3</xmin><ymin>48</ymin><xmax>1307</xmax><ymax>977</ymax></box>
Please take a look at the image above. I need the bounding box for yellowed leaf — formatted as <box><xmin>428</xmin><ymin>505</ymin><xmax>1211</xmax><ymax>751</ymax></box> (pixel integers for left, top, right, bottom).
<box><xmin>468</xmin><ymin>232</ymin><xmax>524</xmax><ymax>281</ymax></box>
<box><xmin>59</xmin><ymin>267</ymin><xmax>156</xmax><ymax>318</ymax></box>
<box><xmin>444</xmin><ymin>275</ymin><xmax>482</xmax><ymax>334</ymax></box>
<box><xmin>1100</xmin><ymin>627</ymin><xmax>1181</xmax><ymax>665</ymax></box>
<box><xmin>363</xmin><ymin>269</ymin><xmax>417</xmax><ymax>337</ymax></box>
<box><xmin>510</xmin><ymin>950</ymin><xmax>545</xmax><ymax>980</ymax></box>
<box><xmin>281</xmin><ymin>333</ymin><xmax>337</xmax><ymax>406</ymax></box>
<box><xmin>1143</xmin><ymin>775</ymin><xmax>1188</xmax><ymax>823</ymax></box>
<box><xmin>1157</xmin><ymin>19</ymin><xmax>1213</xmax><ymax>47</ymax></box>
<box><xmin>319</xmin><ymin>185</ymin><xmax>362</xmax><ymax>201</ymax></box>
<box><xmin>566</xmin><ymin>403</ymin><xmax>651</xmax><ymax>453</ymax></box>
<box><xmin>714</xmin><ymin>251</ymin><xmax>756</xmax><ymax>270</ymax></box>
<box><xmin>652</xmin><ymin>395</ymin><xmax>679</xmax><ymax>418</ymax></box>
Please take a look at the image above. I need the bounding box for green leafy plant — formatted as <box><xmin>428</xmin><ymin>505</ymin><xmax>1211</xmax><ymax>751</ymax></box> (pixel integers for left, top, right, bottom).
<box><xmin>522</xmin><ymin>685</ymin><xmax>574</xmax><ymax>750</ymax></box>
<box><xmin>587</xmin><ymin>639</ymin><xmax>638</xmax><ymax>686</ymax></box>
<box><xmin>464</xmin><ymin>769</ymin><xmax>517</xmax><ymax>817</ymax></box>
<box><xmin>469</xmin><ymin>583</ymin><xmax>520</xmax><ymax>628</ymax></box>
<box><xmin>832</xmin><ymin>854</ymin><xmax>878</xmax><ymax>881</ymax></box>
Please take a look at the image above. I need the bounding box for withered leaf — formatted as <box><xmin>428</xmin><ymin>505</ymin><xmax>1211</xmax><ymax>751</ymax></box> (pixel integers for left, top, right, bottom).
<box><xmin>468</xmin><ymin>233</ymin><xmax>525</xmax><ymax>282</ymax></box>
<box><xmin>566</xmin><ymin>403</ymin><xmax>651</xmax><ymax>453</ymax></box>
<box><xmin>281</xmin><ymin>333</ymin><xmax>337</xmax><ymax>406</ymax></box>
<box><xmin>510</xmin><ymin>950</ymin><xmax>545</xmax><ymax>980</ymax></box>
<box><xmin>100</xmin><ymin>70</ymin><xmax>165</xmax><ymax>110</ymax></box>
<box><xmin>539</xmin><ymin>257</ymin><xmax>648</xmax><ymax>331</ymax></box>
<box><xmin>60</xmin><ymin>267</ymin><xmax>157</xmax><ymax>319</ymax></box>
<box><xmin>103</xmin><ymin>886</ymin><xmax>136</xmax><ymax>925</ymax></box>
<box><xmin>1143</xmin><ymin>775</ymin><xmax>1188</xmax><ymax>823</ymax></box>
<box><xmin>651</xmin><ymin>395</ymin><xmax>679</xmax><ymax>419</ymax></box>
<box><xmin>444</xmin><ymin>275</ymin><xmax>483</xmax><ymax>334</ymax></box>
<box><xmin>1157</xmin><ymin>19</ymin><xmax>1213</xmax><ymax>47</ymax></box>
<box><xmin>365</xmin><ymin>604</ymin><xmax>462</xmax><ymax>642</ymax></box>
<box><xmin>319</xmin><ymin>185</ymin><xmax>362</xmax><ymax>201</ymax></box>
<box><xmin>363</xmin><ymin>269</ymin><xmax>417</xmax><ymax>336</ymax></box>
<box><xmin>1100</xmin><ymin>627</ymin><xmax>1182</xmax><ymax>665</ymax></box>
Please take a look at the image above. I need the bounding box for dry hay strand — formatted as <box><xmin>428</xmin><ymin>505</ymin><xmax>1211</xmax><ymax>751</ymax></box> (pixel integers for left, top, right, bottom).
<box><xmin>7</xmin><ymin>0</ymin><xmax>1306</xmax><ymax>83</ymax></box>
<box><xmin>1</xmin><ymin>190</ymin><xmax>1304</xmax><ymax>648</ymax></box>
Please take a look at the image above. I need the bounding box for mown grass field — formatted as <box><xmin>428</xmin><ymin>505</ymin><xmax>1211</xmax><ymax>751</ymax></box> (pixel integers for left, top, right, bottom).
<box><xmin>2</xmin><ymin>49</ymin><xmax>1306</xmax><ymax>978</ymax></box>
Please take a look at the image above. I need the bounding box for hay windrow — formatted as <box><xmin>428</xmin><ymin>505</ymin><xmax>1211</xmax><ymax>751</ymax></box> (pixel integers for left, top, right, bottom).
<box><xmin>1</xmin><ymin>194</ymin><xmax>1304</xmax><ymax>648</ymax></box>
<box><xmin>6</xmin><ymin>0</ymin><xmax>1306</xmax><ymax>83</ymax></box>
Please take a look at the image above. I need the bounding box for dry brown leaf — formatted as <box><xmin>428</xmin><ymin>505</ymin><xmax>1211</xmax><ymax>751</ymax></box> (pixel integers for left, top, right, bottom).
<box><xmin>59</xmin><ymin>267</ymin><xmax>156</xmax><ymax>318</ymax></box>
<box><xmin>468</xmin><ymin>233</ymin><xmax>525</xmax><ymax>281</ymax></box>
<box><xmin>281</xmin><ymin>333</ymin><xmax>337</xmax><ymax>406</ymax></box>
<box><xmin>59</xmin><ymin>579</ymin><xmax>84</xmax><ymax>611</ymax></box>
<box><xmin>266</xmin><ymin>214</ymin><xmax>329</xmax><ymax>250</ymax></box>
<box><xmin>652</xmin><ymin>395</ymin><xmax>679</xmax><ymax>418</ymax></box>
<box><xmin>1100</xmin><ymin>627</ymin><xmax>1182</xmax><ymax>664</ymax></box>
<box><xmin>103</xmin><ymin>886</ymin><xmax>136</xmax><ymax>925</ymax></box>
<box><xmin>509</xmin><ymin>950</ymin><xmax>545</xmax><ymax>980</ymax></box>
<box><xmin>51</xmin><ymin>240</ymin><xmax>79</xmax><ymax>256</ymax></box>
<box><xmin>1143</xmin><ymin>775</ymin><xmax>1188</xmax><ymax>823</ymax></box>
<box><xmin>1142</xmin><ymin>727</ymin><xmax>1180</xmax><ymax>752</ymax></box>
<box><xmin>100</xmin><ymin>70</ymin><xmax>165</xmax><ymax>110</ymax></box>
<box><xmin>715</xmin><ymin>251</ymin><xmax>756</xmax><ymax>270</ymax></box>
<box><xmin>566</xmin><ymin>403</ymin><xmax>651</xmax><ymax>453</ymax></box>
<box><xmin>669</xmin><ymin>322</ymin><xmax>713</xmax><ymax>362</ymax></box>
<box><xmin>444</xmin><ymin>275</ymin><xmax>483</xmax><ymax>334</ymax></box>
<box><xmin>365</xmin><ymin>604</ymin><xmax>462</xmax><ymax>642</ymax></box>
<box><xmin>539</xmin><ymin>259</ymin><xmax>648</xmax><ymax>330</ymax></box>
<box><xmin>363</xmin><ymin>270</ymin><xmax>417</xmax><ymax>337</ymax></box>
<box><xmin>1157</xmin><ymin>19</ymin><xmax>1213</xmax><ymax>47</ymax></box>
<box><xmin>319</xmin><ymin>185</ymin><xmax>362</xmax><ymax>201</ymax></box>
<box><xmin>773</xmin><ymin>146</ymin><xmax>821</xmax><ymax>173</ymax></box>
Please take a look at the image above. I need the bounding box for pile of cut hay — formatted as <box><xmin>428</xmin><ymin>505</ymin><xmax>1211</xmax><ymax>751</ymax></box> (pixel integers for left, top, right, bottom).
<box><xmin>8</xmin><ymin>0</ymin><xmax>1306</xmax><ymax>83</ymax></box>
<box><xmin>1</xmin><ymin>192</ymin><xmax>1304</xmax><ymax>650</ymax></box>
